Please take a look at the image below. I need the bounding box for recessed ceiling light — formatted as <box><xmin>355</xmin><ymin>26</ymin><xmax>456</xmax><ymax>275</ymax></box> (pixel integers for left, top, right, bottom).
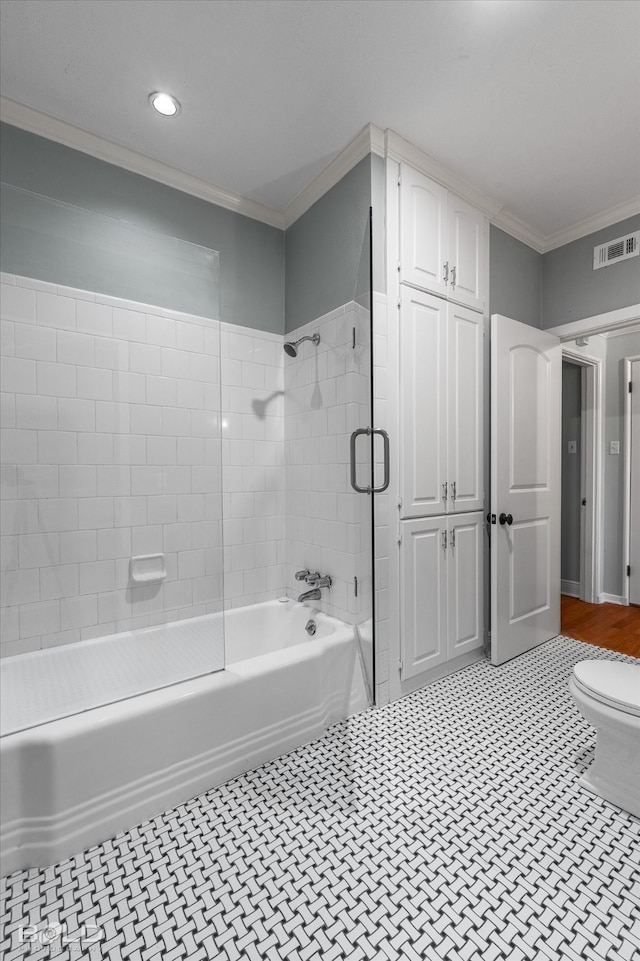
<box><xmin>149</xmin><ymin>92</ymin><xmax>180</xmax><ymax>117</ymax></box>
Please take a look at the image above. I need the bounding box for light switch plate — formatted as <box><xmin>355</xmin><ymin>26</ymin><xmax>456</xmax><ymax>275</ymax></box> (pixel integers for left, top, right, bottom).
<box><xmin>568</xmin><ymin>440</ymin><xmax>577</xmax><ymax>454</ymax></box>
<box><xmin>609</xmin><ymin>441</ymin><xmax>620</xmax><ymax>455</ymax></box>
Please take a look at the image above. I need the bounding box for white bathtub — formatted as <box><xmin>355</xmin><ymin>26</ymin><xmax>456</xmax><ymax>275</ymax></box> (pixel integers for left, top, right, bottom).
<box><xmin>0</xmin><ymin>600</ymin><xmax>368</xmax><ymax>875</ymax></box>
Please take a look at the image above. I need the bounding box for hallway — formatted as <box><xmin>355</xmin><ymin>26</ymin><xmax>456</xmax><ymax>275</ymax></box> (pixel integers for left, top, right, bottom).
<box><xmin>561</xmin><ymin>595</ymin><xmax>640</xmax><ymax>658</ymax></box>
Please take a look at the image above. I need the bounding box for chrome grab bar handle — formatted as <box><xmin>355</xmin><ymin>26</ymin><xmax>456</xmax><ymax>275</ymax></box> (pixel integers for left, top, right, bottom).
<box><xmin>350</xmin><ymin>428</ymin><xmax>370</xmax><ymax>493</ymax></box>
<box><xmin>349</xmin><ymin>427</ymin><xmax>390</xmax><ymax>494</ymax></box>
<box><xmin>375</xmin><ymin>429</ymin><xmax>390</xmax><ymax>493</ymax></box>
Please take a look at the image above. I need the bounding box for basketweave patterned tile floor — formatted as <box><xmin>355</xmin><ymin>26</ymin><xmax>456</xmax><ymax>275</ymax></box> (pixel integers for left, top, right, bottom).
<box><xmin>1</xmin><ymin>636</ymin><xmax>639</xmax><ymax>961</ymax></box>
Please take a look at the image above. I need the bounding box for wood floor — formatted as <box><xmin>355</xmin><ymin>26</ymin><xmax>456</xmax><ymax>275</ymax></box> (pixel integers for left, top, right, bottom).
<box><xmin>561</xmin><ymin>594</ymin><xmax>640</xmax><ymax>658</ymax></box>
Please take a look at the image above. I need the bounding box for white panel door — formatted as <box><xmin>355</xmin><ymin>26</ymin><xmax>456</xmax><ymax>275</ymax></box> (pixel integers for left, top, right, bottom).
<box><xmin>399</xmin><ymin>166</ymin><xmax>448</xmax><ymax>297</ymax></box>
<box><xmin>448</xmin><ymin>304</ymin><xmax>484</xmax><ymax>514</ymax></box>
<box><xmin>491</xmin><ymin>315</ymin><xmax>561</xmax><ymax>665</ymax></box>
<box><xmin>448</xmin><ymin>196</ymin><xmax>486</xmax><ymax>312</ymax></box>
<box><xmin>400</xmin><ymin>517</ymin><xmax>448</xmax><ymax>678</ymax></box>
<box><xmin>447</xmin><ymin>512</ymin><xmax>484</xmax><ymax>659</ymax></box>
<box><xmin>630</xmin><ymin>360</ymin><xmax>640</xmax><ymax>605</ymax></box>
<box><xmin>400</xmin><ymin>291</ymin><xmax>448</xmax><ymax>518</ymax></box>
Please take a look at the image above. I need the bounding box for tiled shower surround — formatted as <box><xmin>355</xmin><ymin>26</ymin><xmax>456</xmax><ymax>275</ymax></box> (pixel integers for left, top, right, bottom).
<box><xmin>0</xmin><ymin>274</ymin><xmax>226</xmax><ymax>656</ymax></box>
<box><xmin>1</xmin><ymin>274</ymin><xmax>385</xmax><ymax>669</ymax></box>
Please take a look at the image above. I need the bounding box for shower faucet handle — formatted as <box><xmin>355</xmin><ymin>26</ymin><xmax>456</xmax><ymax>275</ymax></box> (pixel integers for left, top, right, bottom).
<box><xmin>307</xmin><ymin>573</ymin><xmax>331</xmax><ymax>589</ymax></box>
<box><xmin>295</xmin><ymin>569</ymin><xmax>311</xmax><ymax>581</ymax></box>
<box><xmin>305</xmin><ymin>572</ymin><xmax>321</xmax><ymax>585</ymax></box>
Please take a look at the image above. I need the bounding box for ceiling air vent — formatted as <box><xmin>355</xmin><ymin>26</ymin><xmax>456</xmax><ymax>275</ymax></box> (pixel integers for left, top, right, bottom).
<box><xmin>593</xmin><ymin>231</ymin><xmax>639</xmax><ymax>270</ymax></box>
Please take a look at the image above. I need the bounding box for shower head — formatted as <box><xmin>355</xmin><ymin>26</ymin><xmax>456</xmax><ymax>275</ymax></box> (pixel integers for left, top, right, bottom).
<box><xmin>283</xmin><ymin>333</ymin><xmax>320</xmax><ymax>357</ymax></box>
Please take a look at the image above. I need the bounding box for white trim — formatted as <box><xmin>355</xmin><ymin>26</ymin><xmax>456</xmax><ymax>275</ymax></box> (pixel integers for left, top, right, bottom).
<box><xmin>0</xmin><ymin>96</ymin><xmax>285</xmax><ymax>229</ymax></box>
<box><xmin>542</xmin><ymin>198</ymin><xmax>640</xmax><ymax>254</ymax></box>
<box><xmin>599</xmin><ymin>593</ymin><xmax>627</xmax><ymax>606</ymax></box>
<box><xmin>3</xmin><ymin>98</ymin><xmax>636</xmax><ymax>250</ymax></box>
<box><xmin>283</xmin><ymin>124</ymin><xmax>385</xmax><ymax>228</ymax></box>
<box><xmin>383</xmin><ymin>130</ymin><xmax>540</xmax><ymax>248</ymax></box>
<box><xmin>548</xmin><ymin>305</ymin><xmax>640</xmax><ymax>341</ymax></box>
<box><xmin>383</xmin><ymin>129</ymin><xmax>640</xmax><ymax>254</ymax></box>
<box><xmin>0</xmin><ymin>102</ymin><xmax>534</xmax><ymax>245</ymax></box>
<box><xmin>602</xmin><ymin>323</ymin><xmax>640</xmax><ymax>339</ymax></box>
<box><xmin>623</xmin><ymin>355</ymin><xmax>640</xmax><ymax>606</ymax></box>
<box><xmin>1</xmin><ymin>97</ymin><xmax>387</xmax><ymax>232</ymax></box>
<box><xmin>561</xmin><ymin>580</ymin><xmax>580</xmax><ymax>598</ymax></box>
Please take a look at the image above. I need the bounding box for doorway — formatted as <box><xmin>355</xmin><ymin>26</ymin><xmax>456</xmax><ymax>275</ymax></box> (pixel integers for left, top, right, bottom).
<box><xmin>560</xmin><ymin>350</ymin><xmax>601</xmax><ymax>605</ymax></box>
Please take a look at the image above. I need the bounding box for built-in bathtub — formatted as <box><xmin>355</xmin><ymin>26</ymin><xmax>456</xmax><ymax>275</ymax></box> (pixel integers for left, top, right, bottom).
<box><xmin>0</xmin><ymin>599</ymin><xmax>368</xmax><ymax>876</ymax></box>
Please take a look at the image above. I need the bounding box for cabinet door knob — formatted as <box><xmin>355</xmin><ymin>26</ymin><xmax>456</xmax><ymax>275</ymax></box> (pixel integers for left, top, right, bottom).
<box><xmin>443</xmin><ymin>262</ymin><xmax>449</xmax><ymax>285</ymax></box>
<box><xmin>499</xmin><ymin>513</ymin><xmax>513</xmax><ymax>526</ymax></box>
<box><xmin>451</xmin><ymin>265</ymin><xmax>457</xmax><ymax>290</ymax></box>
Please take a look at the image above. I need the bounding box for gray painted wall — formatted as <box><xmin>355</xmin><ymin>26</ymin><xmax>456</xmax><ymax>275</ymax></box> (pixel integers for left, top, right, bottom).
<box><xmin>542</xmin><ymin>215</ymin><xmax>640</xmax><ymax>328</ymax></box>
<box><xmin>489</xmin><ymin>226</ymin><xmax>541</xmax><ymax>329</ymax></box>
<box><xmin>284</xmin><ymin>157</ymin><xmax>372</xmax><ymax>333</ymax></box>
<box><xmin>561</xmin><ymin>362</ymin><xmax>582</xmax><ymax>584</ymax></box>
<box><xmin>0</xmin><ymin>123</ymin><xmax>285</xmax><ymax>332</ymax></box>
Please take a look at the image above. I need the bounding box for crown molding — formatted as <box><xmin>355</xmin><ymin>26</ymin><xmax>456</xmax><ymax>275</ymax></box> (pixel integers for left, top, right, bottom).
<box><xmin>384</xmin><ymin>128</ymin><xmax>640</xmax><ymax>255</ymax></box>
<box><xmin>385</xmin><ymin>129</ymin><xmax>547</xmax><ymax>252</ymax></box>
<box><xmin>2</xmin><ymin>97</ymin><xmax>637</xmax><ymax>250</ymax></box>
<box><xmin>0</xmin><ymin>97</ymin><xmax>285</xmax><ymax>229</ymax></box>
<box><xmin>539</xmin><ymin>197</ymin><xmax>640</xmax><ymax>253</ymax></box>
<box><xmin>282</xmin><ymin>123</ymin><xmax>385</xmax><ymax>228</ymax></box>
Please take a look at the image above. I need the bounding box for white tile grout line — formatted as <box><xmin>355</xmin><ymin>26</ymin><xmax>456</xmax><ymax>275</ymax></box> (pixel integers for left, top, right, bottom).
<box><xmin>1</xmin><ymin>635</ymin><xmax>639</xmax><ymax>960</ymax></box>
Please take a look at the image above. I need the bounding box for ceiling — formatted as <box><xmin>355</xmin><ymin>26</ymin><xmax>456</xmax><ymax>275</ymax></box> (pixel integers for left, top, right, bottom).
<box><xmin>1</xmin><ymin>0</ymin><xmax>639</xmax><ymax>249</ymax></box>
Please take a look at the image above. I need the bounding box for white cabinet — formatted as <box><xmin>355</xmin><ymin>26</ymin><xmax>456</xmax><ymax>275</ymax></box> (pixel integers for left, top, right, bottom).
<box><xmin>400</xmin><ymin>516</ymin><xmax>447</xmax><ymax>676</ymax></box>
<box><xmin>399</xmin><ymin>166</ymin><xmax>449</xmax><ymax>299</ymax></box>
<box><xmin>446</xmin><ymin>512</ymin><xmax>484</xmax><ymax>660</ymax></box>
<box><xmin>399</xmin><ymin>289</ymin><xmax>483</xmax><ymax>518</ymax></box>
<box><xmin>400</xmin><ymin>512</ymin><xmax>484</xmax><ymax>680</ymax></box>
<box><xmin>400</xmin><ymin>165</ymin><xmax>487</xmax><ymax>313</ymax></box>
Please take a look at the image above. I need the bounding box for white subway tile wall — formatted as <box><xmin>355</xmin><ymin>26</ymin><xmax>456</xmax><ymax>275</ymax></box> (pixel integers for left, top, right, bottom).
<box><xmin>0</xmin><ymin>275</ymin><xmax>225</xmax><ymax>656</ymax></box>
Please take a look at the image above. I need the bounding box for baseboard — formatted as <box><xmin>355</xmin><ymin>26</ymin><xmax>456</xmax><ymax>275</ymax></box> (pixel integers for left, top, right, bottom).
<box><xmin>399</xmin><ymin>648</ymin><xmax>485</xmax><ymax>698</ymax></box>
<box><xmin>561</xmin><ymin>580</ymin><xmax>580</xmax><ymax>598</ymax></box>
<box><xmin>598</xmin><ymin>593</ymin><xmax>628</xmax><ymax>606</ymax></box>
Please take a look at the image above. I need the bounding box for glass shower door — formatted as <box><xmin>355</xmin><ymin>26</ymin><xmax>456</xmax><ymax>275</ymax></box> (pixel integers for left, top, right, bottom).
<box><xmin>345</xmin><ymin>207</ymin><xmax>381</xmax><ymax>700</ymax></box>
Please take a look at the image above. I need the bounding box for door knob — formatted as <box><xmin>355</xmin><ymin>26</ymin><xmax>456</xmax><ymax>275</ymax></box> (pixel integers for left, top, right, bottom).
<box><xmin>499</xmin><ymin>513</ymin><xmax>513</xmax><ymax>526</ymax></box>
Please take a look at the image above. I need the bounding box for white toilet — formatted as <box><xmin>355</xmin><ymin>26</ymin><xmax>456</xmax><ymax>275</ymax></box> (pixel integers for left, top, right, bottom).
<box><xmin>569</xmin><ymin>660</ymin><xmax>640</xmax><ymax>818</ymax></box>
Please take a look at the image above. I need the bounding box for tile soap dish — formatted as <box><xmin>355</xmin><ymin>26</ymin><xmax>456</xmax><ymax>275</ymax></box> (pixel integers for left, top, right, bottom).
<box><xmin>130</xmin><ymin>553</ymin><xmax>167</xmax><ymax>585</ymax></box>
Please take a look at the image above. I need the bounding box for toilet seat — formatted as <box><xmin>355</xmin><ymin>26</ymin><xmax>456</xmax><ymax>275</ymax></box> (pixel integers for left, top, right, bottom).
<box><xmin>572</xmin><ymin>661</ymin><xmax>640</xmax><ymax>717</ymax></box>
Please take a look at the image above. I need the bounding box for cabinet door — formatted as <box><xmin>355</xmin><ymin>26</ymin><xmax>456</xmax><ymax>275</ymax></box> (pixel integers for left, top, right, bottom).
<box><xmin>447</xmin><ymin>512</ymin><xmax>484</xmax><ymax>659</ymax></box>
<box><xmin>400</xmin><ymin>291</ymin><xmax>448</xmax><ymax>518</ymax></box>
<box><xmin>400</xmin><ymin>517</ymin><xmax>448</xmax><ymax>678</ymax></box>
<box><xmin>447</xmin><ymin>304</ymin><xmax>484</xmax><ymax>514</ymax></box>
<box><xmin>448</xmin><ymin>195</ymin><xmax>486</xmax><ymax>312</ymax></box>
<box><xmin>400</xmin><ymin>166</ymin><xmax>448</xmax><ymax>297</ymax></box>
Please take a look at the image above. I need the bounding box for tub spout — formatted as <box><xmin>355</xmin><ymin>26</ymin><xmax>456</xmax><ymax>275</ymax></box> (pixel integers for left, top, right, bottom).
<box><xmin>297</xmin><ymin>587</ymin><xmax>321</xmax><ymax>603</ymax></box>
